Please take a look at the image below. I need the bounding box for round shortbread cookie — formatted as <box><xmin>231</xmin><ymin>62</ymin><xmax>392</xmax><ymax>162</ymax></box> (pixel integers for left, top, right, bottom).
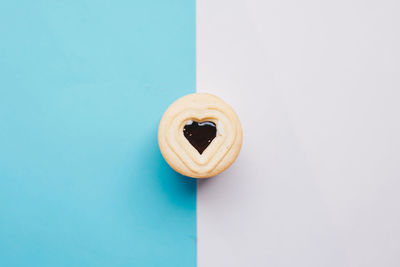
<box><xmin>158</xmin><ymin>93</ymin><xmax>242</xmax><ymax>178</ymax></box>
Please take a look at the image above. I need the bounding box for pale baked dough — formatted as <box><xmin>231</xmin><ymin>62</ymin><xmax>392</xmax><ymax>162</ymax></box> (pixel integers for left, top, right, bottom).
<box><xmin>158</xmin><ymin>93</ymin><xmax>242</xmax><ymax>178</ymax></box>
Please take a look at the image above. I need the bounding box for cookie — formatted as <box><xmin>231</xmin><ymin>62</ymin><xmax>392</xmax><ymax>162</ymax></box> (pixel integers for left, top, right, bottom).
<box><xmin>158</xmin><ymin>93</ymin><xmax>243</xmax><ymax>178</ymax></box>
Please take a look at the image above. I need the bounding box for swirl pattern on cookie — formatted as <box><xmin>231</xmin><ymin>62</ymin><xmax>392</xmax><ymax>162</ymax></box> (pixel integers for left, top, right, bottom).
<box><xmin>158</xmin><ymin>93</ymin><xmax>242</xmax><ymax>178</ymax></box>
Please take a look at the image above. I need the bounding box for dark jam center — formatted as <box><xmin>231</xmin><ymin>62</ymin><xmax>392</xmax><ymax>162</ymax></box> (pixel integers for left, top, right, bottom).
<box><xmin>183</xmin><ymin>121</ymin><xmax>217</xmax><ymax>154</ymax></box>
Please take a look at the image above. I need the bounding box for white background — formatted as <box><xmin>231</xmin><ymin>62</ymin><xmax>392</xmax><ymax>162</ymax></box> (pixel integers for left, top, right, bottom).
<box><xmin>197</xmin><ymin>0</ymin><xmax>400</xmax><ymax>266</ymax></box>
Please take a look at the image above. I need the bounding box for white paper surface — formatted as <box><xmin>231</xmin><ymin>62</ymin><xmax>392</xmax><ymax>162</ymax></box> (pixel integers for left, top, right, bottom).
<box><xmin>197</xmin><ymin>0</ymin><xmax>400</xmax><ymax>266</ymax></box>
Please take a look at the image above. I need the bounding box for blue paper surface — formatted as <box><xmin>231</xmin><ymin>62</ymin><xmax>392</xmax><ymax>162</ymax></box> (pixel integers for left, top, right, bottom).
<box><xmin>0</xmin><ymin>1</ymin><xmax>196</xmax><ymax>266</ymax></box>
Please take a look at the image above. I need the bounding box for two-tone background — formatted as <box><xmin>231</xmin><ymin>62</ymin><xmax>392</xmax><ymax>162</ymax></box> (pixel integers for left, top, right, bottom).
<box><xmin>1</xmin><ymin>0</ymin><xmax>400</xmax><ymax>266</ymax></box>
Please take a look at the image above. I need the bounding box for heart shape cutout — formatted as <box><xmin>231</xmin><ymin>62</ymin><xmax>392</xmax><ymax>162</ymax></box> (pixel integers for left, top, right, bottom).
<box><xmin>167</xmin><ymin>108</ymin><xmax>235</xmax><ymax>173</ymax></box>
<box><xmin>183</xmin><ymin>121</ymin><xmax>217</xmax><ymax>154</ymax></box>
<box><xmin>158</xmin><ymin>93</ymin><xmax>242</xmax><ymax>178</ymax></box>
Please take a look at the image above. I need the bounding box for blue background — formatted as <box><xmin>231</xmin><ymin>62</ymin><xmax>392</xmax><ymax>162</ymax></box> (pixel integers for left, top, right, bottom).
<box><xmin>0</xmin><ymin>1</ymin><xmax>196</xmax><ymax>266</ymax></box>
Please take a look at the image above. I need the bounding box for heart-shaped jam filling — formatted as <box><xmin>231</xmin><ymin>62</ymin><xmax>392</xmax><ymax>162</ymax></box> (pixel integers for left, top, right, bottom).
<box><xmin>183</xmin><ymin>121</ymin><xmax>217</xmax><ymax>154</ymax></box>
